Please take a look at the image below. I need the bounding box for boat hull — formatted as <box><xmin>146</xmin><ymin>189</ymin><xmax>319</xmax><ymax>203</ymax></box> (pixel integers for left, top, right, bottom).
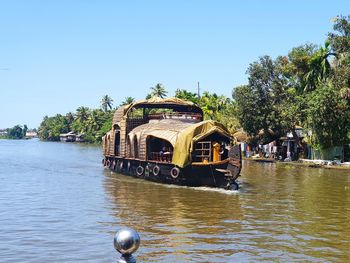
<box><xmin>103</xmin><ymin>157</ymin><xmax>240</xmax><ymax>190</ymax></box>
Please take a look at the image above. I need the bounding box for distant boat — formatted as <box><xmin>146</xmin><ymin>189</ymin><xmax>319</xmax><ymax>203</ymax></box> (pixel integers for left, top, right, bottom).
<box><xmin>102</xmin><ymin>98</ymin><xmax>241</xmax><ymax>190</ymax></box>
<box><xmin>59</xmin><ymin>131</ymin><xmax>84</xmax><ymax>142</ymax></box>
<box><xmin>25</xmin><ymin>131</ymin><xmax>38</xmax><ymax>139</ymax></box>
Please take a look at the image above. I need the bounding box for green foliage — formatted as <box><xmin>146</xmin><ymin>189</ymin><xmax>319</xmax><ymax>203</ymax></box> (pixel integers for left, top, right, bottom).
<box><xmin>150</xmin><ymin>83</ymin><xmax>168</xmax><ymax>98</ymax></box>
<box><xmin>328</xmin><ymin>15</ymin><xmax>350</xmax><ymax>54</ymax></box>
<box><xmin>233</xmin><ymin>85</ymin><xmax>261</xmax><ymax>136</ymax></box>
<box><xmin>38</xmin><ymin>114</ymin><xmax>71</xmax><ymax>141</ymax></box>
<box><xmin>305</xmin><ymin>85</ymin><xmax>350</xmax><ymax>148</ymax></box>
<box><xmin>232</xmin><ymin>14</ymin><xmax>350</xmax><ymax>148</ymax></box>
<box><xmin>233</xmin><ymin>56</ymin><xmax>289</xmax><ymax>143</ymax></box>
<box><xmin>175</xmin><ymin>89</ymin><xmax>199</xmax><ymax>104</ymax></box>
<box><xmin>5</xmin><ymin>125</ymin><xmax>27</xmax><ymax>139</ymax></box>
<box><xmin>328</xmin><ymin>15</ymin><xmax>350</xmax><ymax>99</ymax></box>
<box><xmin>38</xmin><ymin>96</ymin><xmax>115</xmax><ymax>143</ymax></box>
<box><xmin>100</xmin><ymin>95</ymin><xmax>114</xmax><ymax>112</ymax></box>
<box><xmin>304</xmin><ymin>41</ymin><xmax>334</xmax><ymax>91</ymax></box>
<box><xmin>120</xmin><ymin>96</ymin><xmax>135</xmax><ymax>106</ymax></box>
<box><xmin>195</xmin><ymin>91</ymin><xmax>240</xmax><ymax>134</ymax></box>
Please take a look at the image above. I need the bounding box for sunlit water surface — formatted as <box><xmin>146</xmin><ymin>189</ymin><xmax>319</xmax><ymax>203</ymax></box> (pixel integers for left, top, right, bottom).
<box><xmin>1</xmin><ymin>139</ymin><xmax>350</xmax><ymax>262</ymax></box>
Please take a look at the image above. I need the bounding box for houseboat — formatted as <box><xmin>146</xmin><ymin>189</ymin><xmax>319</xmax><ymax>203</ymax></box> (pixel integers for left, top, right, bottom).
<box><xmin>59</xmin><ymin>131</ymin><xmax>85</xmax><ymax>142</ymax></box>
<box><xmin>102</xmin><ymin>98</ymin><xmax>242</xmax><ymax>190</ymax></box>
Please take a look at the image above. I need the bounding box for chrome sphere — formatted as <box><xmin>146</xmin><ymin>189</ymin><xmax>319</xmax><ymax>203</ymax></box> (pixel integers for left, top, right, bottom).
<box><xmin>114</xmin><ymin>228</ymin><xmax>140</xmax><ymax>255</ymax></box>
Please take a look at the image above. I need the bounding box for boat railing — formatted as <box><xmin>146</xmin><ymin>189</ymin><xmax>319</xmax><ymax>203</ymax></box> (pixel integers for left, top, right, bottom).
<box><xmin>149</xmin><ymin>151</ymin><xmax>173</xmax><ymax>162</ymax></box>
<box><xmin>147</xmin><ymin>112</ymin><xmax>202</xmax><ymax>121</ymax></box>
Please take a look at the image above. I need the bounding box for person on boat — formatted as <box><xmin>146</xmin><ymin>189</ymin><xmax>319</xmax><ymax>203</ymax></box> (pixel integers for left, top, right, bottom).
<box><xmin>159</xmin><ymin>146</ymin><xmax>171</xmax><ymax>161</ymax></box>
<box><xmin>220</xmin><ymin>144</ymin><xmax>228</xmax><ymax>160</ymax></box>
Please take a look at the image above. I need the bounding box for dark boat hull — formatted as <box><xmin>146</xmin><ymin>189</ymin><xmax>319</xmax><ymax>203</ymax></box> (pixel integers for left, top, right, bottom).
<box><xmin>103</xmin><ymin>157</ymin><xmax>240</xmax><ymax>190</ymax></box>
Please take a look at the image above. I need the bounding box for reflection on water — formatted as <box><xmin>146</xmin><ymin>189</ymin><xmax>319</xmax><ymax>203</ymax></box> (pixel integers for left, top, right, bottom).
<box><xmin>1</xmin><ymin>139</ymin><xmax>350</xmax><ymax>262</ymax></box>
<box><xmin>104</xmin><ymin>162</ymin><xmax>350</xmax><ymax>262</ymax></box>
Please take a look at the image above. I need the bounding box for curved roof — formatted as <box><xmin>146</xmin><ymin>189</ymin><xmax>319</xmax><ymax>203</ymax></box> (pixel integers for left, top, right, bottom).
<box><xmin>233</xmin><ymin>129</ymin><xmax>248</xmax><ymax>142</ymax></box>
<box><xmin>126</xmin><ymin>97</ymin><xmax>203</xmax><ymax>115</ymax></box>
<box><xmin>172</xmin><ymin>120</ymin><xmax>231</xmax><ymax>167</ymax></box>
<box><xmin>112</xmin><ymin>104</ymin><xmax>132</xmax><ymax>125</ymax></box>
<box><xmin>128</xmin><ymin>119</ymin><xmax>232</xmax><ymax>168</ymax></box>
<box><xmin>113</xmin><ymin>98</ymin><xmax>202</xmax><ymax>125</ymax></box>
<box><xmin>132</xmin><ymin>97</ymin><xmax>195</xmax><ymax>106</ymax></box>
<box><xmin>128</xmin><ymin>119</ymin><xmax>193</xmax><ymax>146</ymax></box>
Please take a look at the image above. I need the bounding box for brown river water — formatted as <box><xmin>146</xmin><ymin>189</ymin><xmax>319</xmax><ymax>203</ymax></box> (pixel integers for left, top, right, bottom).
<box><xmin>1</xmin><ymin>139</ymin><xmax>350</xmax><ymax>262</ymax></box>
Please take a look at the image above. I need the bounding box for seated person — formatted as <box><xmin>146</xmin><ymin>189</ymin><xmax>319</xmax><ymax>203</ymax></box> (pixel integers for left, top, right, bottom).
<box><xmin>159</xmin><ymin>146</ymin><xmax>171</xmax><ymax>161</ymax></box>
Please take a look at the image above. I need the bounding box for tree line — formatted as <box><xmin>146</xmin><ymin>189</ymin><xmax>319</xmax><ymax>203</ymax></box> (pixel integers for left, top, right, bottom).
<box><xmin>37</xmin><ymin>84</ymin><xmax>239</xmax><ymax>143</ymax></box>
<box><xmin>38</xmin><ymin>15</ymin><xmax>350</xmax><ymax>149</ymax></box>
<box><xmin>0</xmin><ymin>125</ymin><xmax>28</xmax><ymax>139</ymax></box>
<box><xmin>233</xmin><ymin>15</ymin><xmax>350</xmax><ymax>149</ymax></box>
<box><xmin>38</xmin><ymin>96</ymin><xmax>115</xmax><ymax>143</ymax></box>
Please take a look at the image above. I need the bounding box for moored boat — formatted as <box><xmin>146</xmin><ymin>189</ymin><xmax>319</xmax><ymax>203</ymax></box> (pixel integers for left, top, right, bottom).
<box><xmin>102</xmin><ymin>97</ymin><xmax>242</xmax><ymax>190</ymax></box>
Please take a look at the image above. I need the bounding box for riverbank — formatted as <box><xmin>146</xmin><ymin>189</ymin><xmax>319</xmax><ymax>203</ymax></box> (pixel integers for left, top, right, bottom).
<box><xmin>244</xmin><ymin>157</ymin><xmax>350</xmax><ymax>170</ymax></box>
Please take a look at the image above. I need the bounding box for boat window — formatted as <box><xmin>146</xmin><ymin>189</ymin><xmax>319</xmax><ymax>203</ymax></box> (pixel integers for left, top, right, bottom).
<box><xmin>114</xmin><ymin>131</ymin><xmax>120</xmax><ymax>156</ymax></box>
<box><xmin>193</xmin><ymin>132</ymin><xmax>231</xmax><ymax>162</ymax></box>
<box><xmin>133</xmin><ymin>137</ymin><xmax>139</xmax><ymax>158</ymax></box>
<box><xmin>146</xmin><ymin>136</ymin><xmax>173</xmax><ymax>162</ymax></box>
<box><xmin>127</xmin><ymin>137</ymin><xmax>132</xmax><ymax>157</ymax></box>
<box><xmin>128</xmin><ymin>108</ymin><xmax>144</xmax><ymax>119</ymax></box>
<box><xmin>194</xmin><ymin>141</ymin><xmax>212</xmax><ymax>162</ymax></box>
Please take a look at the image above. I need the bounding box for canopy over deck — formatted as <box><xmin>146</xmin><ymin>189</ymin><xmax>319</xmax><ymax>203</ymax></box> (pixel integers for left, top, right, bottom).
<box><xmin>127</xmin><ymin>119</ymin><xmax>231</xmax><ymax>167</ymax></box>
<box><xmin>127</xmin><ymin>119</ymin><xmax>193</xmax><ymax>146</ymax></box>
<box><xmin>172</xmin><ymin>120</ymin><xmax>231</xmax><ymax>168</ymax></box>
<box><xmin>126</xmin><ymin>97</ymin><xmax>203</xmax><ymax>115</ymax></box>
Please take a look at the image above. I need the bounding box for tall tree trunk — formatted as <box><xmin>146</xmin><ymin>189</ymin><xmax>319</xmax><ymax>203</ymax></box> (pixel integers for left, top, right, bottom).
<box><xmin>291</xmin><ymin>126</ymin><xmax>302</xmax><ymax>148</ymax></box>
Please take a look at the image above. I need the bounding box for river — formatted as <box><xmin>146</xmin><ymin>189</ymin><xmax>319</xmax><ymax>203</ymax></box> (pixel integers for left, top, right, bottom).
<box><xmin>0</xmin><ymin>139</ymin><xmax>349</xmax><ymax>262</ymax></box>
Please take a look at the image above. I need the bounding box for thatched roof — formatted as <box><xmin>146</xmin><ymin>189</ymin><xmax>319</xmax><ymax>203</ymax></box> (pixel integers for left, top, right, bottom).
<box><xmin>133</xmin><ymin>97</ymin><xmax>196</xmax><ymax>107</ymax></box>
<box><xmin>126</xmin><ymin>97</ymin><xmax>203</xmax><ymax>115</ymax></box>
<box><xmin>128</xmin><ymin>119</ymin><xmax>231</xmax><ymax>168</ymax></box>
<box><xmin>112</xmin><ymin>104</ymin><xmax>132</xmax><ymax>125</ymax></box>
<box><xmin>173</xmin><ymin>120</ymin><xmax>231</xmax><ymax>167</ymax></box>
<box><xmin>233</xmin><ymin>129</ymin><xmax>248</xmax><ymax>142</ymax></box>
<box><xmin>112</xmin><ymin>98</ymin><xmax>202</xmax><ymax>125</ymax></box>
<box><xmin>128</xmin><ymin>119</ymin><xmax>193</xmax><ymax>146</ymax></box>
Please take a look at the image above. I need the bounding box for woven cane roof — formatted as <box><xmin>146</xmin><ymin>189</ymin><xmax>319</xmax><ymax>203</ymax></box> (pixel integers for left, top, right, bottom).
<box><xmin>112</xmin><ymin>104</ymin><xmax>132</xmax><ymax>125</ymax></box>
<box><xmin>113</xmin><ymin>97</ymin><xmax>202</xmax><ymax>125</ymax></box>
<box><xmin>128</xmin><ymin>119</ymin><xmax>193</xmax><ymax>146</ymax></box>
<box><xmin>126</xmin><ymin>97</ymin><xmax>202</xmax><ymax>115</ymax></box>
<box><xmin>132</xmin><ymin>97</ymin><xmax>195</xmax><ymax>106</ymax></box>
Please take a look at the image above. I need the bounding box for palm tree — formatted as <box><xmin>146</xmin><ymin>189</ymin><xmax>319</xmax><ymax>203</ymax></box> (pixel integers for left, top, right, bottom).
<box><xmin>120</xmin><ymin>96</ymin><xmax>135</xmax><ymax>106</ymax></box>
<box><xmin>174</xmin><ymin>89</ymin><xmax>199</xmax><ymax>104</ymax></box>
<box><xmin>87</xmin><ymin>109</ymin><xmax>102</xmax><ymax>132</ymax></box>
<box><xmin>76</xmin><ymin>106</ymin><xmax>90</xmax><ymax>124</ymax></box>
<box><xmin>150</xmin><ymin>83</ymin><xmax>168</xmax><ymax>98</ymax></box>
<box><xmin>304</xmin><ymin>41</ymin><xmax>336</xmax><ymax>91</ymax></box>
<box><xmin>216</xmin><ymin>95</ymin><xmax>230</xmax><ymax>111</ymax></box>
<box><xmin>100</xmin><ymin>95</ymin><xmax>114</xmax><ymax>112</ymax></box>
<box><xmin>200</xmin><ymin>92</ymin><xmax>216</xmax><ymax>119</ymax></box>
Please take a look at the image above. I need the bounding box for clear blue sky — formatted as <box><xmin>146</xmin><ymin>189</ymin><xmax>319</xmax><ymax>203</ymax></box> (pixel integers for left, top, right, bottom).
<box><xmin>0</xmin><ymin>0</ymin><xmax>349</xmax><ymax>128</ymax></box>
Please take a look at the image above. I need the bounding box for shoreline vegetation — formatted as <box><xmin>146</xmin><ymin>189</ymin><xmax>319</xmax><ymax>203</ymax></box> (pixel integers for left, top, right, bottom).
<box><xmin>7</xmin><ymin>15</ymin><xmax>350</xmax><ymax>166</ymax></box>
<box><xmin>36</xmin><ymin>85</ymin><xmax>241</xmax><ymax>144</ymax></box>
<box><xmin>0</xmin><ymin>125</ymin><xmax>33</xmax><ymax>140</ymax></box>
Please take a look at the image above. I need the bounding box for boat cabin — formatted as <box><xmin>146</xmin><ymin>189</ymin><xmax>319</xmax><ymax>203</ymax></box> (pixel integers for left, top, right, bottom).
<box><xmin>102</xmin><ymin>97</ymin><xmax>241</xmax><ymax>190</ymax></box>
<box><xmin>103</xmin><ymin>98</ymin><xmax>232</xmax><ymax>167</ymax></box>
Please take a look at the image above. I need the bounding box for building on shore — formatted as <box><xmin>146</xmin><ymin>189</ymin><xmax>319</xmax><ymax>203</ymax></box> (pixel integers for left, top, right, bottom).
<box><xmin>0</xmin><ymin>129</ymin><xmax>7</xmax><ymax>137</ymax></box>
<box><xmin>25</xmin><ymin>131</ymin><xmax>38</xmax><ymax>138</ymax></box>
<box><xmin>59</xmin><ymin>131</ymin><xmax>84</xmax><ymax>142</ymax></box>
<box><xmin>236</xmin><ymin>126</ymin><xmax>350</xmax><ymax>163</ymax></box>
